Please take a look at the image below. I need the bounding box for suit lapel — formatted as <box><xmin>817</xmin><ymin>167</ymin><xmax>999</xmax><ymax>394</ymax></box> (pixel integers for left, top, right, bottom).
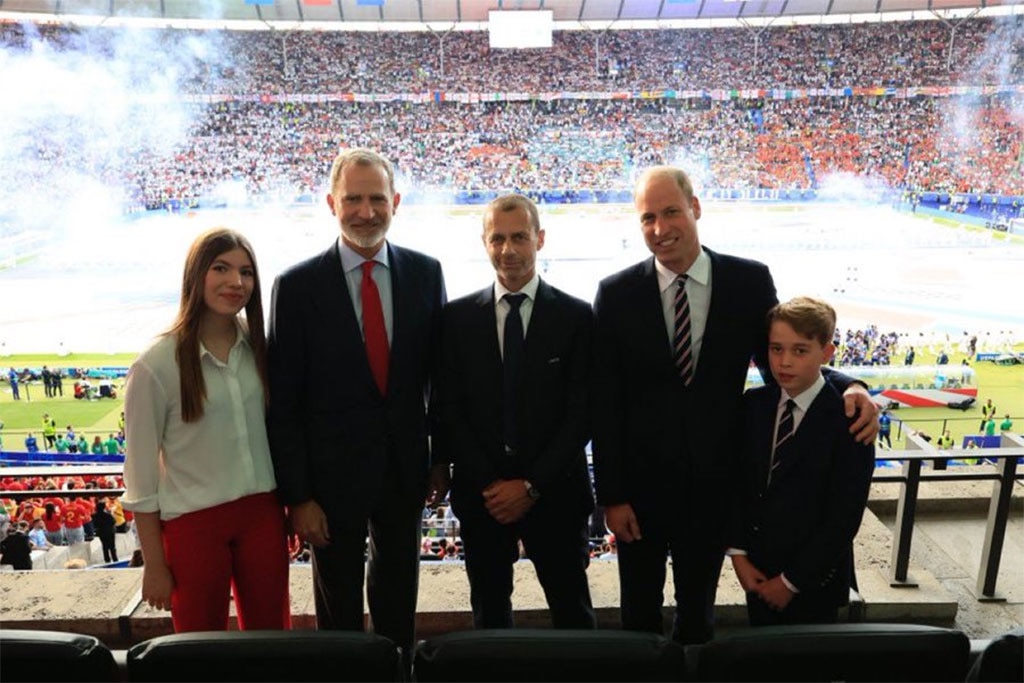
<box><xmin>386</xmin><ymin>243</ymin><xmax>406</xmax><ymax>390</ymax></box>
<box><xmin>313</xmin><ymin>241</ymin><xmax>361</xmax><ymax>340</ymax></box>
<box><xmin>634</xmin><ymin>258</ymin><xmax>675</xmax><ymax>372</ymax></box>
<box><xmin>771</xmin><ymin>384</ymin><xmax>837</xmax><ymax>481</ymax></box>
<box><xmin>476</xmin><ymin>285</ymin><xmax>502</xmax><ymax>368</ymax></box>
<box><xmin>696</xmin><ymin>248</ymin><xmax>724</xmax><ymax>386</ymax></box>
<box><xmin>757</xmin><ymin>387</ymin><xmax>781</xmax><ymax>489</ymax></box>
<box><xmin>523</xmin><ymin>279</ymin><xmax>555</xmax><ymax>361</ymax></box>
<box><xmin>316</xmin><ymin>241</ymin><xmax>378</xmax><ymax>394</ymax></box>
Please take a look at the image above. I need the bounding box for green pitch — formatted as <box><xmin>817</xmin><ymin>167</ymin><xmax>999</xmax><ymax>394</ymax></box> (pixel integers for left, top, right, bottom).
<box><xmin>0</xmin><ymin>348</ymin><xmax>1021</xmax><ymax>449</ymax></box>
<box><xmin>1</xmin><ymin>353</ymin><xmax>135</xmax><ymax>440</ymax></box>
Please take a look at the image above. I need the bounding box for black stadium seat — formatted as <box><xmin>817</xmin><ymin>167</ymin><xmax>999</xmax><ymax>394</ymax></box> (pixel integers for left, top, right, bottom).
<box><xmin>0</xmin><ymin>629</ymin><xmax>119</xmax><ymax>683</ymax></box>
<box><xmin>689</xmin><ymin>623</ymin><xmax>970</xmax><ymax>682</ymax></box>
<box><xmin>966</xmin><ymin>628</ymin><xmax>1024</xmax><ymax>682</ymax></box>
<box><xmin>126</xmin><ymin>630</ymin><xmax>403</xmax><ymax>682</ymax></box>
<box><xmin>412</xmin><ymin>628</ymin><xmax>686</xmax><ymax>681</ymax></box>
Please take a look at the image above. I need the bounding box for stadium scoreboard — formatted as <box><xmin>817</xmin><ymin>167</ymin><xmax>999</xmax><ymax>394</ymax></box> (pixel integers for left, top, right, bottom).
<box><xmin>488</xmin><ymin>10</ymin><xmax>554</xmax><ymax>49</ymax></box>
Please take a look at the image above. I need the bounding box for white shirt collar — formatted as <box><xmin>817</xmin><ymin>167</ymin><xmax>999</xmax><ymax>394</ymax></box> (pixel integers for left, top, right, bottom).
<box><xmin>495</xmin><ymin>272</ymin><xmax>540</xmax><ymax>303</ymax></box>
<box><xmin>338</xmin><ymin>238</ymin><xmax>390</xmax><ymax>273</ymax></box>
<box><xmin>198</xmin><ymin>319</ymin><xmax>250</xmax><ymax>362</ymax></box>
<box><xmin>781</xmin><ymin>372</ymin><xmax>826</xmax><ymax>413</ymax></box>
<box><xmin>655</xmin><ymin>248</ymin><xmax>710</xmax><ymax>294</ymax></box>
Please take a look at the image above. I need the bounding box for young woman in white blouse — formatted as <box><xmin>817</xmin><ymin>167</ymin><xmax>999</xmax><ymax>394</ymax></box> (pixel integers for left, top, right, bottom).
<box><xmin>123</xmin><ymin>228</ymin><xmax>290</xmax><ymax>632</ymax></box>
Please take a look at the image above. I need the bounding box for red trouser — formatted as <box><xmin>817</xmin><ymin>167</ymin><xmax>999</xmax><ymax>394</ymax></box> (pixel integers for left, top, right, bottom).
<box><xmin>162</xmin><ymin>491</ymin><xmax>291</xmax><ymax>632</ymax></box>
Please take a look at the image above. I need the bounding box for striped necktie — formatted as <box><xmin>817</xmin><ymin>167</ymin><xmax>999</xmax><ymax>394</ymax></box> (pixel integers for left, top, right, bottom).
<box><xmin>673</xmin><ymin>275</ymin><xmax>694</xmax><ymax>385</ymax></box>
<box><xmin>768</xmin><ymin>399</ymin><xmax>797</xmax><ymax>485</ymax></box>
<box><xmin>775</xmin><ymin>399</ymin><xmax>796</xmax><ymax>449</ymax></box>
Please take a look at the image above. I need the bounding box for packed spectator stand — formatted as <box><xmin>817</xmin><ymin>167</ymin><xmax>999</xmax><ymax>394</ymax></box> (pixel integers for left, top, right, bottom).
<box><xmin>1</xmin><ymin>16</ymin><xmax>1022</xmax><ymax>215</ymax></box>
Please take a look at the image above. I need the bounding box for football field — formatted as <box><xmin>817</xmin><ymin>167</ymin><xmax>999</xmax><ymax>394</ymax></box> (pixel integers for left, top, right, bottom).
<box><xmin>0</xmin><ymin>201</ymin><xmax>1020</xmax><ymax>356</ymax></box>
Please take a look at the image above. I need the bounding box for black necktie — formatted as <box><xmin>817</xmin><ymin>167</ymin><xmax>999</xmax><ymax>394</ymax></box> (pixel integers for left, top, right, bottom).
<box><xmin>503</xmin><ymin>293</ymin><xmax>526</xmax><ymax>454</ymax></box>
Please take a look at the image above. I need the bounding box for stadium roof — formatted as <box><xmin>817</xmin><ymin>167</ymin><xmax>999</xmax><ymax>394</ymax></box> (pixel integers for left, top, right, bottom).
<box><xmin>0</xmin><ymin>0</ymin><xmax>1017</xmax><ymax>29</ymax></box>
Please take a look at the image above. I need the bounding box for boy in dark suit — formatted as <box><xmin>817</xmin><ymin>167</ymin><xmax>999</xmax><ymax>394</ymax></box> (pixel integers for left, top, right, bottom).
<box><xmin>729</xmin><ymin>296</ymin><xmax>876</xmax><ymax>626</ymax></box>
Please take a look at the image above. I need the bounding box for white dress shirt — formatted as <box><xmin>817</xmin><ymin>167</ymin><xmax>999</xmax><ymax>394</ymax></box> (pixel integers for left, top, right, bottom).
<box><xmin>122</xmin><ymin>327</ymin><xmax>277</xmax><ymax>520</ymax></box>
<box><xmin>655</xmin><ymin>249</ymin><xmax>711</xmax><ymax>373</ymax></box>
<box><xmin>773</xmin><ymin>373</ymin><xmax>826</xmax><ymax>455</ymax></box>
<box><xmin>339</xmin><ymin>238</ymin><xmax>394</xmax><ymax>344</ymax></box>
<box><xmin>494</xmin><ymin>273</ymin><xmax>540</xmax><ymax>359</ymax></box>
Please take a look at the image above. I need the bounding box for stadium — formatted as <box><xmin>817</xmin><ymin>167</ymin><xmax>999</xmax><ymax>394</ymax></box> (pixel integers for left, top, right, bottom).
<box><xmin>1</xmin><ymin>0</ymin><xmax>1023</xmax><ymax>680</ymax></box>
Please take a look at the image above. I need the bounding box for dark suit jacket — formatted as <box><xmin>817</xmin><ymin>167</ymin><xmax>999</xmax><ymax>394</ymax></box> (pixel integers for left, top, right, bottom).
<box><xmin>266</xmin><ymin>240</ymin><xmax>446</xmax><ymax>527</ymax></box>
<box><xmin>591</xmin><ymin>248</ymin><xmax>777</xmax><ymax>539</ymax></box>
<box><xmin>436</xmin><ymin>279</ymin><xmax>594</xmax><ymax>517</ymax></box>
<box><xmin>730</xmin><ymin>381</ymin><xmax>876</xmax><ymax>608</ymax></box>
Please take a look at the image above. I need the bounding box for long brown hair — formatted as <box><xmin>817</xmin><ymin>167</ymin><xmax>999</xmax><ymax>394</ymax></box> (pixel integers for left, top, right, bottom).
<box><xmin>169</xmin><ymin>228</ymin><xmax>268</xmax><ymax>423</ymax></box>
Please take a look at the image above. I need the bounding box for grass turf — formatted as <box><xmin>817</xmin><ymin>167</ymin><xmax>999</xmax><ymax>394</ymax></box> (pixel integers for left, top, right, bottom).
<box><xmin>0</xmin><ymin>348</ymin><xmax>1021</xmax><ymax>448</ymax></box>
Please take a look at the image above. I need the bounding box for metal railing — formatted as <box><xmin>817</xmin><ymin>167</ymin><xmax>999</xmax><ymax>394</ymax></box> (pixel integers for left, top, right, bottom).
<box><xmin>2</xmin><ymin>437</ymin><xmax>1022</xmax><ymax>598</ymax></box>
<box><xmin>873</xmin><ymin>431</ymin><xmax>1023</xmax><ymax>599</ymax></box>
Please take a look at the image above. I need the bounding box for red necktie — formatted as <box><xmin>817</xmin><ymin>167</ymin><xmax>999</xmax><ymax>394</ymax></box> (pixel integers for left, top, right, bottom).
<box><xmin>361</xmin><ymin>261</ymin><xmax>389</xmax><ymax>396</ymax></box>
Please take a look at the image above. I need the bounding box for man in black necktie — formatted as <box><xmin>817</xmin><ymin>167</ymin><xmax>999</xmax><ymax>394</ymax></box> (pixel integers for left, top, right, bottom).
<box><xmin>435</xmin><ymin>193</ymin><xmax>596</xmax><ymax>629</ymax></box>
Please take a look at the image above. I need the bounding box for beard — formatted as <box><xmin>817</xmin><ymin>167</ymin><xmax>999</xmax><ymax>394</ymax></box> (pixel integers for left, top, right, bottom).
<box><xmin>342</xmin><ymin>221</ymin><xmax>389</xmax><ymax>250</ymax></box>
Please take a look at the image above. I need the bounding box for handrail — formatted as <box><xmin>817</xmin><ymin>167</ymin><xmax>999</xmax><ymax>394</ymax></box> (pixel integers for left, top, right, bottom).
<box><xmin>0</xmin><ymin>488</ymin><xmax>125</xmax><ymax>501</ymax></box>
<box><xmin>2</xmin><ymin>437</ymin><xmax>1021</xmax><ymax>599</ymax></box>
<box><xmin>874</xmin><ymin>432</ymin><xmax>1023</xmax><ymax>599</ymax></box>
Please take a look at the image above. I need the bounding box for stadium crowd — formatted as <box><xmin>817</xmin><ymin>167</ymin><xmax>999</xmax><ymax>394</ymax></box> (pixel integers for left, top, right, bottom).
<box><xmin>2</xmin><ymin>17</ymin><xmax>1022</xmax><ymax>208</ymax></box>
<box><xmin>2</xmin><ymin>17</ymin><xmax>1021</xmax><ymax>92</ymax></box>
<box><xmin>120</xmin><ymin>95</ymin><xmax>1024</xmax><ymax>208</ymax></box>
<box><xmin>0</xmin><ymin>474</ymin><xmax>132</xmax><ymax>565</ymax></box>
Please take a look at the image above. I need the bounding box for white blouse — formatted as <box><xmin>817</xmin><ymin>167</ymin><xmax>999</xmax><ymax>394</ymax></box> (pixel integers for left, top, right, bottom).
<box><xmin>121</xmin><ymin>330</ymin><xmax>277</xmax><ymax>521</ymax></box>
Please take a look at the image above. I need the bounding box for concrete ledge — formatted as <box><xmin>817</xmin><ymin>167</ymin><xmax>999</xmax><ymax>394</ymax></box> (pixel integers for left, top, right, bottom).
<box><xmin>857</xmin><ymin>567</ymin><xmax>959</xmax><ymax>623</ymax></box>
<box><xmin>0</xmin><ymin>506</ymin><xmax>965</xmax><ymax>650</ymax></box>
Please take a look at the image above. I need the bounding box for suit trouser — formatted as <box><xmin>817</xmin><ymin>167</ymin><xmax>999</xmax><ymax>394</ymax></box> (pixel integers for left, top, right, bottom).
<box><xmin>616</xmin><ymin>507</ymin><xmax>722</xmax><ymax>646</ymax></box>
<box><xmin>98</xmin><ymin>529</ymin><xmax>118</xmax><ymax>563</ymax></box>
<box><xmin>310</xmin><ymin>477</ymin><xmax>422</xmax><ymax>656</ymax></box>
<box><xmin>162</xmin><ymin>491</ymin><xmax>291</xmax><ymax>632</ymax></box>
<box><xmin>457</xmin><ymin>495</ymin><xmax>596</xmax><ymax>630</ymax></box>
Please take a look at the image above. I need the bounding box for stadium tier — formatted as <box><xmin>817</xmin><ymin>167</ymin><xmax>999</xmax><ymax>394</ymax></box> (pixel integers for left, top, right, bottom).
<box><xmin>1</xmin><ymin>17</ymin><xmax>1022</xmax><ymax>214</ymax></box>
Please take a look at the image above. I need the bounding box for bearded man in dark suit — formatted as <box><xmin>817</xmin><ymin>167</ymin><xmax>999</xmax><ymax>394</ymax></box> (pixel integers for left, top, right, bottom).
<box><xmin>267</xmin><ymin>149</ymin><xmax>447</xmax><ymax>659</ymax></box>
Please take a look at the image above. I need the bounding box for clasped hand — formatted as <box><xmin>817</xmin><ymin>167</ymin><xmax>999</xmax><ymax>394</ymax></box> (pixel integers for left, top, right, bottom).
<box><xmin>483</xmin><ymin>479</ymin><xmax>534</xmax><ymax>524</ymax></box>
<box><xmin>731</xmin><ymin>554</ymin><xmax>794</xmax><ymax>611</ymax></box>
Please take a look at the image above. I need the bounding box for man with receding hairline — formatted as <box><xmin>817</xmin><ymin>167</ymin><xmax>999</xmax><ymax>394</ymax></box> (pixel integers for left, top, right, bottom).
<box><xmin>435</xmin><ymin>193</ymin><xmax>596</xmax><ymax>629</ymax></box>
<box><xmin>591</xmin><ymin>165</ymin><xmax>879</xmax><ymax>645</ymax></box>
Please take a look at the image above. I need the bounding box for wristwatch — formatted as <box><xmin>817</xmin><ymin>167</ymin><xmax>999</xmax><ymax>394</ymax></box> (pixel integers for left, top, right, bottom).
<box><xmin>524</xmin><ymin>480</ymin><xmax>541</xmax><ymax>501</ymax></box>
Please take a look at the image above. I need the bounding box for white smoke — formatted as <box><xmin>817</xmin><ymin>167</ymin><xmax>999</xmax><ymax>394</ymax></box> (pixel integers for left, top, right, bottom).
<box><xmin>816</xmin><ymin>172</ymin><xmax>892</xmax><ymax>204</ymax></box>
<box><xmin>0</xmin><ymin>22</ymin><xmax>228</xmax><ymax>241</ymax></box>
<box><xmin>937</xmin><ymin>17</ymin><xmax>1024</xmax><ymax>188</ymax></box>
